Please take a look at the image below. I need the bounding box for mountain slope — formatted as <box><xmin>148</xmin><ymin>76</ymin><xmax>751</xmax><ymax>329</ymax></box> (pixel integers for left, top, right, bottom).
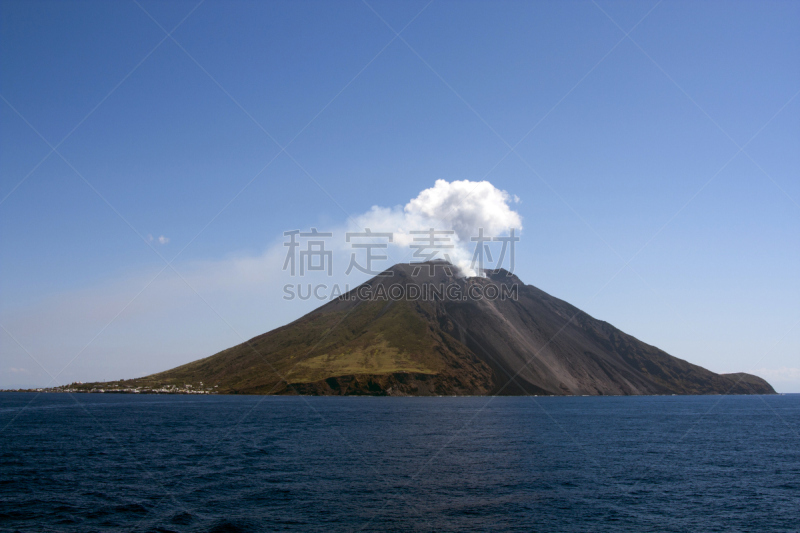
<box><xmin>83</xmin><ymin>263</ymin><xmax>775</xmax><ymax>396</ymax></box>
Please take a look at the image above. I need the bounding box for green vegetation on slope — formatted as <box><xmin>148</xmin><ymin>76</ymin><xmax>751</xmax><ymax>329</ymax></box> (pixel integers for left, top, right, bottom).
<box><xmin>111</xmin><ymin>299</ymin><xmax>460</xmax><ymax>394</ymax></box>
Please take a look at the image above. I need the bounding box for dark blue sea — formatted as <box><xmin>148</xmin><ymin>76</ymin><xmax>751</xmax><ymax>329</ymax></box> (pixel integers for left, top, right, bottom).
<box><xmin>1</xmin><ymin>393</ymin><xmax>798</xmax><ymax>532</ymax></box>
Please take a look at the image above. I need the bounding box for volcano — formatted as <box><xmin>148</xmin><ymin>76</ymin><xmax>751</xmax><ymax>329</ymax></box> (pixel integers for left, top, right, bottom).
<box><xmin>89</xmin><ymin>262</ymin><xmax>774</xmax><ymax>396</ymax></box>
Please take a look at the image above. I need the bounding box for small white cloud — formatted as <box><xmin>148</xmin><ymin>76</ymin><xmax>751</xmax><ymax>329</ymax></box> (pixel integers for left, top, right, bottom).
<box><xmin>147</xmin><ymin>234</ymin><xmax>154</xmax><ymax>242</ymax></box>
<box><xmin>158</xmin><ymin>235</ymin><xmax>169</xmax><ymax>245</ymax></box>
<box><xmin>8</xmin><ymin>367</ymin><xmax>27</xmax><ymax>373</ymax></box>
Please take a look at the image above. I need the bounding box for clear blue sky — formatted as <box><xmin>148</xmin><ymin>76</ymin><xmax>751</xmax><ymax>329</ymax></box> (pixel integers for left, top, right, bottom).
<box><xmin>1</xmin><ymin>0</ymin><xmax>798</xmax><ymax>391</ymax></box>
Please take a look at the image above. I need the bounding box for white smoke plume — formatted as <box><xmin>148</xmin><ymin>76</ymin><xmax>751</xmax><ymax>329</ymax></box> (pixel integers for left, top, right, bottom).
<box><xmin>352</xmin><ymin>179</ymin><xmax>522</xmax><ymax>276</ymax></box>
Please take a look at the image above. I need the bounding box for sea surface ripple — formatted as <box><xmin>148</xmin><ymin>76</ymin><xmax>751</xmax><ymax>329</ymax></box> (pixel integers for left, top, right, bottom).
<box><xmin>1</xmin><ymin>393</ymin><xmax>798</xmax><ymax>532</ymax></box>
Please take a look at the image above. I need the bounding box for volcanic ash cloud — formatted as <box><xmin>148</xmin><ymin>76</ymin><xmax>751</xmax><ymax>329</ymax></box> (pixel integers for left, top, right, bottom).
<box><xmin>352</xmin><ymin>179</ymin><xmax>522</xmax><ymax>276</ymax></box>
